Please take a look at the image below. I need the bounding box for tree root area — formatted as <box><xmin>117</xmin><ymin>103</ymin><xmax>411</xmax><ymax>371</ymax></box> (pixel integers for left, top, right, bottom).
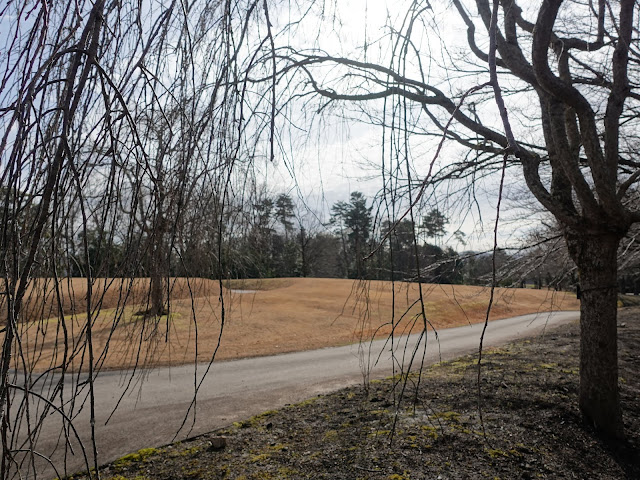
<box><xmin>80</xmin><ymin>308</ymin><xmax>640</xmax><ymax>480</ymax></box>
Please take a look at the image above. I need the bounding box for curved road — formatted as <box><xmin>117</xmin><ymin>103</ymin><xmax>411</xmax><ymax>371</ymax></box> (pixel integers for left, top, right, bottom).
<box><xmin>19</xmin><ymin>310</ymin><xmax>579</xmax><ymax>479</ymax></box>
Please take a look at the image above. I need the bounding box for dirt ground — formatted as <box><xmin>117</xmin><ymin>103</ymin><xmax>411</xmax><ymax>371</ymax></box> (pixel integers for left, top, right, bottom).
<box><xmin>76</xmin><ymin>306</ymin><xmax>640</xmax><ymax>480</ymax></box>
<box><xmin>15</xmin><ymin>278</ymin><xmax>579</xmax><ymax>372</ymax></box>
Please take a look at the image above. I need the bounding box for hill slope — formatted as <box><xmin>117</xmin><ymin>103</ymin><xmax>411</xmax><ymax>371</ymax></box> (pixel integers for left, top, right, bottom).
<box><xmin>15</xmin><ymin>277</ymin><xmax>579</xmax><ymax>371</ymax></box>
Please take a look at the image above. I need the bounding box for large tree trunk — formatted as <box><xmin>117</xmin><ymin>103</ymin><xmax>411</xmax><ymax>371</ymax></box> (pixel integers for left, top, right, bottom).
<box><xmin>565</xmin><ymin>230</ymin><xmax>623</xmax><ymax>438</ymax></box>
<box><xmin>149</xmin><ymin>257</ymin><xmax>167</xmax><ymax>316</ymax></box>
<box><xmin>145</xmin><ymin>214</ymin><xmax>169</xmax><ymax>317</ymax></box>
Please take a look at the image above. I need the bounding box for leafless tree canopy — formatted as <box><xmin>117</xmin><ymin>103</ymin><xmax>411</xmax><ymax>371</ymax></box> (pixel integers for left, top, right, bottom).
<box><xmin>0</xmin><ymin>0</ymin><xmax>280</xmax><ymax>477</ymax></box>
<box><xmin>256</xmin><ymin>0</ymin><xmax>640</xmax><ymax>438</ymax></box>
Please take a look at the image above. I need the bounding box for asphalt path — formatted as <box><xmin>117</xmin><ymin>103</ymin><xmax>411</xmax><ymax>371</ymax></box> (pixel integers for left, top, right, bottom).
<box><xmin>16</xmin><ymin>310</ymin><xmax>579</xmax><ymax>479</ymax></box>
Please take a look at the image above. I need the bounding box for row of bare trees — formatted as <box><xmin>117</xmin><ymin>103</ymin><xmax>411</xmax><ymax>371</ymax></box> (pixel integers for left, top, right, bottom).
<box><xmin>52</xmin><ymin>186</ymin><xmax>466</xmax><ymax>283</ymax></box>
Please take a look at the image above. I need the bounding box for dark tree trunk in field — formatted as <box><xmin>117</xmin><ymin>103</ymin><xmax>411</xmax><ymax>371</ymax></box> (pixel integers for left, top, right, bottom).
<box><xmin>149</xmin><ymin>254</ymin><xmax>167</xmax><ymax>317</ymax></box>
<box><xmin>565</xmin><ymin>230</ymin><xmax>624</xmax><ymax>438</ymax></box>
<box><xmin>146</xmin><ymin>212</ymin><xmax>169</xmax><ymax>317</ymax></box>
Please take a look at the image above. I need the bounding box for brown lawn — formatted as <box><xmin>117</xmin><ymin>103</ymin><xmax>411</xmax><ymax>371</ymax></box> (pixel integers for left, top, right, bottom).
<box><xmin>10</xmin><ymin>277</ymin><xmax>579</xmax><ymax>372</ymax></box>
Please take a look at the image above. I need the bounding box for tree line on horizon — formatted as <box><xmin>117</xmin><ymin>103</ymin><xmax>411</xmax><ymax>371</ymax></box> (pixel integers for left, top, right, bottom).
<box><xmin>47</xmin><ymin>189</ymin><xmax>466</xmax><ymax>284</ymax></box>
<box><xmin>45</xmin><ymin>186</ymin><xmax>633</xmax><ymax>292</ymax></box>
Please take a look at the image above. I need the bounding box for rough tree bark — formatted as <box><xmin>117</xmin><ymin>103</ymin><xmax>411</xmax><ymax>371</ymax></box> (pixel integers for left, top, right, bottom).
<box><xmin>146</xmin><ymin>207</ymin><xmax>169</xmax><ymax>317</ymax></box>
<box><xmin>566</xmin><ymin>229</ymin><xmax>625</xmax><ymax>437</ymax></box>
<box><xmin>149</xmin><ymin>241</ymin><xmax>168</xmax><ymax>317</ymax></box>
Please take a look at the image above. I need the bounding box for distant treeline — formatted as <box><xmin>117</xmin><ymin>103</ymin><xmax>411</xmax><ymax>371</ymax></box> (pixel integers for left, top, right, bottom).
<box><xmin>54</xmin><ymin>191</ymin><xmax>563</xmax><ymax>288</ymax></box>
<box><xmin>26</xmin><ymin>188</ymin><xmax>633</xmax><ymax>290</ymax></box>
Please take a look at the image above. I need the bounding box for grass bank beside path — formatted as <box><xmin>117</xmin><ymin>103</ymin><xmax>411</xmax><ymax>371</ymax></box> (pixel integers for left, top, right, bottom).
<box><xmin>19</xmin><ymin>278</ymin><xmax>579</xmax><ymax>372</ymax></box>
<box><xmin>74</xmin><ymin>307</ymin><xmax>639</xmax><ymax>480</ymax></box>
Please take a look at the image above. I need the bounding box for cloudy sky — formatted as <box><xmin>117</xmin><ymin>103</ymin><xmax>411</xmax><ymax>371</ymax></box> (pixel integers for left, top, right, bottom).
<box><xmin>254</xmin><ymin>0</ymin><xmax>540</xmax><ymax>251</ymax></box>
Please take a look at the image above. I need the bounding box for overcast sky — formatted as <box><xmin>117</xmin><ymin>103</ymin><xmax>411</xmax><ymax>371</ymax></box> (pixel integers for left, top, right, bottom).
<box><xmin>254</xmin><ymin>0</ymin><xmax>541</xmax><ymax>251</ymax></box>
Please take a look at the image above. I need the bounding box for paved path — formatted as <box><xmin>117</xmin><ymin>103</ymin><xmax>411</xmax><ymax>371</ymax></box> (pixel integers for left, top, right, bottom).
<box><xmin>17</xmin><ymin>310</ymin><xmax>579</xmax><ymax>479</ymax></box>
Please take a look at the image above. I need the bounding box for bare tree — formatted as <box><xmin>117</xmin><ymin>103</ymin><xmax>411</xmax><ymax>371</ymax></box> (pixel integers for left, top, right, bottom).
<box><xmin>0</xmin><ymin>0</ymin><xmax>276</xmax><ymax>477</ymax></box>
<box><xmin>266</xmin><ymin>0</ymin><xmax>640</xmax><ymax>437</ymax></box>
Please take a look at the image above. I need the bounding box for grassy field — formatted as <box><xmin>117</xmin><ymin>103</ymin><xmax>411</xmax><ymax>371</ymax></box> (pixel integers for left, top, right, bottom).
<box><xmin>11</xmin><ymin>277</ymin><xmax>580</xmax><ymax>372</ymax></box>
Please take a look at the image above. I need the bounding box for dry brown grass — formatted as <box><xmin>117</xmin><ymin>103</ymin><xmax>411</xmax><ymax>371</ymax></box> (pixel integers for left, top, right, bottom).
<box><xmin>12</xmin><ymin>277</ymin><xmax>579</xmax><ymax>372</ymax></box>
<box><xmin>7</xmin><ymin>277</ymin><xmax>222</xmax><ymax>321</ymax></box>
